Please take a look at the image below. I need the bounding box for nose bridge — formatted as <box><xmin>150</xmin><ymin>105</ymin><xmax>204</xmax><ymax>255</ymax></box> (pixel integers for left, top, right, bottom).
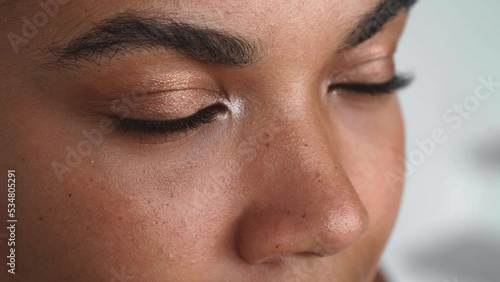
<box><xmin>236</xmin><ymin>99</ymin><xmax>369</xmax><ymax>264</ymax></box>
<box><xmin>257</xmin><ymin>96</ymin><xmax>347</xmax><ymax>198</ymax></box>
<box><xmin>263</xmin><ymin>105</ymin><xmax>366</xmax><ymax>220</ymax></box>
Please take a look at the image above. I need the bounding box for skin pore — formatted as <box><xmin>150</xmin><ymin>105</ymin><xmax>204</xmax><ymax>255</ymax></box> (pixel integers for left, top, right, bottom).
<box><xmin>0</xmin><ymin>0</ymin><xmax>415</xmax><ymax>281</ymax></box>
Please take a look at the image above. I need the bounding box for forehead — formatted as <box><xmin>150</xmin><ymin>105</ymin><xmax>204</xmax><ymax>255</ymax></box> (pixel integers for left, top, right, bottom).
<box><xmin>1</xmin><ymin>0</ymin><xmax>379</xmax><ymax>61</ymax></box>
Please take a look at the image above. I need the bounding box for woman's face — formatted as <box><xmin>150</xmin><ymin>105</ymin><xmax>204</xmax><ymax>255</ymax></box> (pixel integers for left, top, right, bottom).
<box><xmin>0</xmin><ymin>0</ymin><xmax>412</xmax><ymax>281</ymax></box>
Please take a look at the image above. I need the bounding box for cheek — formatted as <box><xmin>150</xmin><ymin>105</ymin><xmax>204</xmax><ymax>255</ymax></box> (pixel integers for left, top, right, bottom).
<box><xmin>22</xmin><ymin>162</ymin><xmax>234</xmax><ymax>280</ymax></box>
<box><xmin>327</xmin><ymin>97</ymin><xmax>404</xmax><ymax>277</ymax></box>
<box><xmin>333</xmin><ymin>96</ymin><xmax>405</xmax><ymax>236</ymax></box>
<box><xmin>4</xmin><ymin>101</ymin><xmax>228</xmax><ymax>280</ymax></box>
<box><xmin>55</xmin><ymin>150</ymin><xmax>240</xmax><ymax>280</ymax></box>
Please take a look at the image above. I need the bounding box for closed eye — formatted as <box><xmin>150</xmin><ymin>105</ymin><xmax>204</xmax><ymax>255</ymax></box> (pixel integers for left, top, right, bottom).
<box><xmin>114</xmin><ymin>103</ymin><xmax>226</xmax><ymax>135</ymax></box>
<box><xmin>329</xmin><ymin>74</ymin><xmax>413</xmax><ymax>95</ymax></box>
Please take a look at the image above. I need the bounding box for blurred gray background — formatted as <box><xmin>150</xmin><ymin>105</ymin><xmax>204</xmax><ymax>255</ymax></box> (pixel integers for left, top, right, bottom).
<box><xmin>382</xmin><ymin>1</ymin><xmax>500</xmax><ymax>281</ymax></box>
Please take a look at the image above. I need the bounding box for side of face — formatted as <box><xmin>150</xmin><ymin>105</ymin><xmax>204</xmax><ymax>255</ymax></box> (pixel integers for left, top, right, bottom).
<box><xmin>0</xmin><ymin>0</ymin><xmax>409</xmax><ymax>281</ymax></box>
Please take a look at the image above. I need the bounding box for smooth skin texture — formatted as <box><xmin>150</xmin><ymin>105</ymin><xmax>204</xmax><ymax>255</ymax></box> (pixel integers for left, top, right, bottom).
<box><xmin>0</xmin><ymin>0</ymin><xmax>411</xmax><ymax>281</ymax></box>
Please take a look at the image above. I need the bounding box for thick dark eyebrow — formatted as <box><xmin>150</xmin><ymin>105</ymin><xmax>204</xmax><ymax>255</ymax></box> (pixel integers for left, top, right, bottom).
<box><xmin>45</xmin><ymin>13</ymin><xmax>260</xmax><ymax>69</ymax></box>
<box><xmin>339</xmin><ymin>0</ymin><xmax>418</xmax><ymax>51</ymax></box>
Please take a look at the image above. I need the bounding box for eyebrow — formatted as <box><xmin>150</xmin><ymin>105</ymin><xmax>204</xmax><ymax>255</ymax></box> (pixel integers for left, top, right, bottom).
<box><xmin>339</xmin><ymin>0</ymin><xmax>418</xmax><ymax>51</ymax></box>
<box><xmin>45</xmin><ymin>13</ymin><xmax>260</xmax><ymax>69</ymax></box>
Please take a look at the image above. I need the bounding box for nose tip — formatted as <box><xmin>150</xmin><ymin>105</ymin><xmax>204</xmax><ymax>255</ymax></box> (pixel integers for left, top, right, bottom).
<box><xmin>321</xmin><ymin>204</ymin><xmax>369</xmax><ymax>255</ymax></box>
<box><xmin>236</xmin><ymin>200</ymin><xmax>369</xmax><ymax>264</ymax></box>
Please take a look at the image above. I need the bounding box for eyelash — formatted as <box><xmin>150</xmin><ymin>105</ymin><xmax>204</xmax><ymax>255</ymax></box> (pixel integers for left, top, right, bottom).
<box><xmin>114</xmin><ymin>104</ymin><xmax>225</xmax><ymax>135</ymax></box>
<box><xmin>329</xmin><ymin>74</ymin><xmax>413</xmax><ymax>95</ymax></box>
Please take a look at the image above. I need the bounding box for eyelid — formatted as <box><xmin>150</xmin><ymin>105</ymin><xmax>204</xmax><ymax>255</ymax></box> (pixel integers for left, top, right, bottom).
<box><xmin>329</xmin><ymin>55</ymin><xmax>396</xmax><ymax>87</ymax></box>
<box><xmin>329</xmin><ymin>74</ymin><xmax>413</xmax><ymax>95</ymax></box>
<box><xmin>114</xmin><ymin>103</ymin><xmax>226</xmax><ymax>135</ymax></box>
<box><xmin>102</xmin><ymin>87</ymin><xmax>226</xmax><ymax>122</ymax></box>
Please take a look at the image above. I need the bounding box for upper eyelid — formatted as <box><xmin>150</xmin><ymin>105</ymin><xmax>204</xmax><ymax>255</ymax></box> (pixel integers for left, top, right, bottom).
<box><xmin>113</xmin><ymin>104</ymin><xmax>225</xmax><ymax>134</ymax></box>
<box><xmin>332</xmin><ymin>75</ymin><xmax>410</xmax><ymax>86</ymax></box>
<box><xmin>329</xmin><ymin>75</ymin><xmax>413</xmax><ymax>94</ymax></box>
<box><xmin>91</xmin><ymin>87</ymin><xmax>227</xmax><ymax>122</ymax></box>
<box><xmin>93</xmin><ymin>87</ymin><xmax>223</xmax><ymax>103</ymax></box>
<box><xmin>330</xmin><ymin>55</ymin><xmax>396</xmax><ymax>84</ymax></box>
<box><xmin>114</xmin><ymin>103</ymin><xmax>226</xmax><ymax>122</ymax></box>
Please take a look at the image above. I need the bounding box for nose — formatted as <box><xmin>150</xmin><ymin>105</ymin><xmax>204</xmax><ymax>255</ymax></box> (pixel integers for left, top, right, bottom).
<box><xmin>236</xmin><ymin>110</ymin><xmax>369</xmax><ymax>264</ymax></box>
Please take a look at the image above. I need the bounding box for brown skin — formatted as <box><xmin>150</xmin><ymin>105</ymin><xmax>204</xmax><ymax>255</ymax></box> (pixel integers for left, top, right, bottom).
<box><xmin>0</xmin><ymin>0</ymin><xmax>408</xmax><ymax>281</ymax></box>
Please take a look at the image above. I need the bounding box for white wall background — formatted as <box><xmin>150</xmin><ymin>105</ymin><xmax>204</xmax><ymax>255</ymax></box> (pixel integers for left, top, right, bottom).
<box><xmin>382</xmin><ymin>1</ymin><xmax>500</xmax><ymax>281</ymax></box>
